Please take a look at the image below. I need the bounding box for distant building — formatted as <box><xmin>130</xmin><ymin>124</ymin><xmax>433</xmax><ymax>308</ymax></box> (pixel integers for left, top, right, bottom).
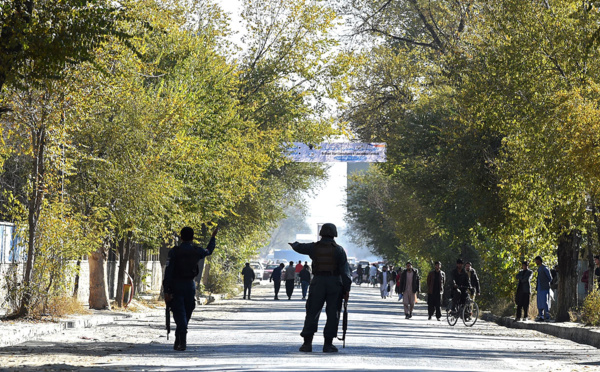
<box><xmin>0</xmin><ymin>222</ymin><xmax>21</xmax><ymax>263</ymax></box>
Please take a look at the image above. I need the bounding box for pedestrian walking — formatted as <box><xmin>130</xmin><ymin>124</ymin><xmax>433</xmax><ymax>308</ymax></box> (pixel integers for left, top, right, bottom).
<box><xmin>163</xmin><ymin>226</ymin><xmax>219</xmax><ymax>351</ymax></box>
<box><xmin>300</xmin><ymin>264</ymin><xmax>311</xmax><ymax>300</ymax></box>
<box><xmin>241</xmin><ymin>263</ymin><xmax>255</xmax><ymax>300</ymax></box>
<box><xmin>464</xmin><ymin>262</ymin><xmax>481</xmax><ymax>300</ymax></box>
<box><xmin>379</xmin><ymin>265</ymin><xmax>390</xmax><ymax>299</ymax></box>
<box><xmin>398</xmin><ymin>262</ymin><xmax>420</xmax><ymax>319</ymax></box>
<box><xmin>515</xmin><ymin>260</ymin><xmax>532</xmax><ymax>321</ymax></box>
<box><xmin>388</xmin><ymin>265</ymin><xmax>397</xmax><ymax>297</ymax></box>
<box><xmin>289</xmin><ymin>223</ymin><xmax>352</xmax><ymax>353</ymax></box>
<box><xmin>295</xmin><ymin>261</ymin><xmax>304</xmax><ymax>287</ymax></box>
<box><xmin>369</xmin><ymin>263</ymin><xmax>378</xmax><ymax>287</ymax></box>
<box><xmin>426</xmin><ymin>261</ymin><xmax>445</xmax><ymax>321</ymax></box>
<box><xmin>269</xmin><ymin>263</ymin><xmax>285</xmax><ymax>300</ymax></box>
<box><xmin>581</xmin><ymin>269</ymin><xmax>589</xmax><ymax>293</ymax></box>
<box><xmin>285</xmin><ymin>261</ymin><xmax>296</xmax><ymax>300</ymax></box>
<box><xmin>304</xmin><ymin>261</ymin><xmax>312</xmax><ymax>273</ymax></box>
<box><xmin>534</xmin><ymin>256</ymin><xmax>553</xmax><ymax>322</ymax></box>
<box><xmin>356</xmin><ymin>264</ymin><xmax>363</xmax><ymax>285</ymax></box>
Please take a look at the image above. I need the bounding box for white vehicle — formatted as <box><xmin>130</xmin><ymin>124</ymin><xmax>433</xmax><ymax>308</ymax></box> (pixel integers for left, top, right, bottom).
<box><xmin>249</xmin><ymin>261</ymin><xmax>264</xmax><ymax>282</ymax></box>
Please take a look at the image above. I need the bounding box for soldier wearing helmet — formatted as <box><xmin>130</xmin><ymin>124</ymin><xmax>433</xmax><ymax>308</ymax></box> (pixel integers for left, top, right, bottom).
<box><xmin>288</xmin><ymin>223</ymin><xmax>352</xmax><ymax>353</ymax></box>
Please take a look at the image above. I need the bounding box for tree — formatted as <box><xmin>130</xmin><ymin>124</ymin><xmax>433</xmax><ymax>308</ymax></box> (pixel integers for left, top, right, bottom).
<box><xmin>453</xmin><ymin>0</ymin><xmax>600</xmax><ymax>320</ymax></box>
<box><xmin>0</xmin><ymin>0</ymin><xmax>127</xmax><ymax>97</ymax></box>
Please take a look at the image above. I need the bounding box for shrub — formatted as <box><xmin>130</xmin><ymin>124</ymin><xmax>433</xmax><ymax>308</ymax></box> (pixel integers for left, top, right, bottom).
<box><xmin>31</xmin><ymin>296</ymin><xmax>89</xmax><ymax>319</ymax></box>
<box><xmin>581</xmin><ymin>290</ymin><xmax>600</xmax><ymax>326</ymax></box>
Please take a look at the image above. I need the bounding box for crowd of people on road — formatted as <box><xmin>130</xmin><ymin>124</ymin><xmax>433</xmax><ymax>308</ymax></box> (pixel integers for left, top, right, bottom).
<box><xmin>162</xmin><ymin>222</ymin><xmax>592</xmax><ymax>354</ymax></box>
<box><xmin>349</xmin><ymin>253</ymin><xmax>570</xmax><ymax>324</ymax></box>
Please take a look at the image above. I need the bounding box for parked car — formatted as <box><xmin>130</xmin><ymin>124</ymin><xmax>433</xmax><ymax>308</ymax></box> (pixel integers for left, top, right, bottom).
<box><xmin>263</xmin><ymin>263</ymin><xmax>280</xmax><ymax>280</ymax></box>
<box><xmin>250</xmin><ymin>261</ymin><xmax>264</xmax><ymax>282</ymax></box>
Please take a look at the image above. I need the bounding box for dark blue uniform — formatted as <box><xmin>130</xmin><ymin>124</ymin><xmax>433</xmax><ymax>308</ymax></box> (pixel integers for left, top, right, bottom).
<box><xmin>291</xmin><ymin>238</ymin><xmax>352</xmax><ymax>340</ymax></box>
<box><xmin>163</xmin><ymin>237</ymin><xmax>216</xmax><ymax>336</ymax></box>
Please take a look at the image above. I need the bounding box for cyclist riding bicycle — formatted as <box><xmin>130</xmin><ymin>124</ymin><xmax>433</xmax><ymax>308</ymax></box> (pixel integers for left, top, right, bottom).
<box><xmin>450</xmin><ymin>258</ymin><xmax>471</xmax><ymax>312</ymax></box>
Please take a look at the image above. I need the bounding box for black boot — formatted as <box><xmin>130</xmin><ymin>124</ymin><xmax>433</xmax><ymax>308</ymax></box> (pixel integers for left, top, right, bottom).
<box><xmin>173</xmin><ymin>333</ymin><xmax>180</xmax><ymax>351</ymax></box>
<box><xmin>299</xmin><ymin>335</ymin><xmax>313</xmax><ymax>352</ymax></box>
<box><xmin>175</xmin><ymin>331</ymin><xmax>187</xmax><ymax>351</ymax></box>
<box><xmin>323</xmin><ymin>337</ymin><xmax>338</xmax><ymax>353</ymax></box>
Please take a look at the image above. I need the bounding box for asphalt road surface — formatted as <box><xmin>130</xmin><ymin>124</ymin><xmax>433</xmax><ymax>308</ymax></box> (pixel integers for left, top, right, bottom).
<box><xmin>0</xmin><ymin>283</ymin><xmax>598</xmax><ymax>371</ymax></box>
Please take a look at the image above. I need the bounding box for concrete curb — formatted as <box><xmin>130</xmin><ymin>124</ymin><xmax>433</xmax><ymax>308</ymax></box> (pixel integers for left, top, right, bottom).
<box><xmin>0</xmin><ymin>311</ymin><xmax>150</xmax><ymax>348</ymax></box>
<box><xmin>482</xmin><ymin>312</ymin><xmax>600</xmax><ymax>349</ymax></box>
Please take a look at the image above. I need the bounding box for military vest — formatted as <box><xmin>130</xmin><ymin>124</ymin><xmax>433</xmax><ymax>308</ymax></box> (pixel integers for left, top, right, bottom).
<box><xmin>173</xmin><ymin>245</ymin><xmax>201</xmax><ymax>280</ymax></box>
<box><xmin>312</xmin><ymin>241</ymin><xmax>338</xmax><ymax>274</ymax></box>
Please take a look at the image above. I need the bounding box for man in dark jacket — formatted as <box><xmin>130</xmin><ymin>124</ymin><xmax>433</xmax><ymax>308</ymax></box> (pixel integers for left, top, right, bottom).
<box><xmin>290</xmin><ymin>223</ymin><xmax>352</xmax><ymax>353</ymax></box>
<box><xmin>300</xmin><ymin>264</ymin><xmax>312</xmax><ymax>300</ymax></box>
<box><xmin>426</xmin><ymin>261</ymin><xmax>445</xmax><ymax>321</ymax></box>
<box><xmin>397</xmin><ymin>262</ymin><xmax>420</xmax><ymax>319</ymax></box>
<box><xmin>270</xmin><ymin>263</ymin><xmax>285</xmax><ymax>300</ymax></box>
<box><xmin>515</xmin><ymin>260</ymin><xmax>533</xmax><ymax>321</ymax></box>
<box><xmin>356</xmin><ymin>264</ymin><xmax>363</xmax><ymax>285</ymax></box>
<box><xmin>163</xmin><ymin>226</ymin><xmax>218</xmax><ymax>351</ymax></box>
<box><xmin>464</xmin><ymin>262</ymin><xmax>481</xmax><ymax>300</ymax></box>
<box><xmin>450</xmin><ymin>258</ymin><xmax>471</xmax><ymax>312</ymax></box>
<box><xmin>241</xmin><ymin>263</ymin><xmax>255</xmax><ymax>300</ymax></box>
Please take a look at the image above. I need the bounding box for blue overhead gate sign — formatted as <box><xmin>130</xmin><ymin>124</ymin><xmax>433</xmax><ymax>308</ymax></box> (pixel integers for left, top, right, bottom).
<box><xmin>287</xmin><ymin>143</ymin><xmax>386</xmax><ymax>163</ymax></box>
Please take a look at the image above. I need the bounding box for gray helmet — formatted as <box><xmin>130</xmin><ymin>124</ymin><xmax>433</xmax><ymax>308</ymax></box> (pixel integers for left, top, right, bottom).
<box><xmin>319</xmin><ymin>223</ymin><xmax>338</xmax><ymax>237</ymax></box>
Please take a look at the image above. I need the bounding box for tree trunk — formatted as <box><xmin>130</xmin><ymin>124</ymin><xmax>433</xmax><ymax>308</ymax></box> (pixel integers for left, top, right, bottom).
<box><xmin>72</xmin><ymin>258</ymin><xmax>82</xmax><ymax>298</ymax></box>
<box><xmin>584</xmin><ymin>232</ymin><xmax>594</xmax><ymax>297</ymax></box>
<box><xmin>128</xmin><ymin>241</ymin><xmax>140</xmax><ymax>296</ymax></box>
<box><xmin>115</xmin><ymin>235</ymin><xmax>130</xmax><ymax>308</ymax></box>
<box><xmin>107</xmin><ymin>244</ymin><xmax>117</xmax><ymax>299</ymax></box>
<box><xmin>591</xmin><ymin>197</ymin><xmax>600</xmax><ymax>294</ymax></box>
<box><xmin>19</xmin><ymin>124</ymin><xmax>47</xmax><ymax>316</ymax></box>
<box><xmin>588</xmin><ymin>241</ymin><xmax>595</xmax><ymax>296</ymax></box>
<box><xmin>89</xmin><ymin>244</ymin><xmax>110</xmax><ymax>310</ymax></box>
<box><xmin>555</xmin><ymin>229</ymin><xmax>581</xmax><ymax>322</ymax></box>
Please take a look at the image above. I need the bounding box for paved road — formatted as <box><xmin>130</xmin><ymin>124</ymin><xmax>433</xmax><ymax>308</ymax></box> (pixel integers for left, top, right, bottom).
<box><xmin>0</xmin><ymin>284</ymin><xmax>599</xmax><ymax>371</ymax></box>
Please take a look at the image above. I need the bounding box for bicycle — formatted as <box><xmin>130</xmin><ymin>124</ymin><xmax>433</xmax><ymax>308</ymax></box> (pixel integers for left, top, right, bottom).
<box><xmin>446</xmin><ymin>292</ymin><xmax>479</xmax><ymax>327</ymax></box>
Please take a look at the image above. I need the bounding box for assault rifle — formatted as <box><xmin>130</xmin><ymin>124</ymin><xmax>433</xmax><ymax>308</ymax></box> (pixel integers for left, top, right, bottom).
<box><xmin>337</xmin><ymin>294</ymin><xmax>348</xmax><ymax>348</ymax></box>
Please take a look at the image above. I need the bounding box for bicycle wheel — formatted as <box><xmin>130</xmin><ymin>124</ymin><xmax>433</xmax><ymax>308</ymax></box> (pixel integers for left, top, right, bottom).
<box><xmin>446</xmin><ymin>300</ymin><xmax>458</xmax><ymax>326</ymax></box>
<box><xmin>462</xmin><ymin>301</ymin><xmax>479</xmax><ymax>327</ymax></box>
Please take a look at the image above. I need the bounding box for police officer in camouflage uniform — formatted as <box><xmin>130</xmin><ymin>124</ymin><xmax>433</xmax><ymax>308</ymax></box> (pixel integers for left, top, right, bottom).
<box><xmin>163</xmin><ymin>226</ymin><xmax>218</xmax><ymax>351</ymax></box>
<box><xmin>289</xmin><ymin>223</ymin><xmax>352</xmax><ymax>353</ymax></box>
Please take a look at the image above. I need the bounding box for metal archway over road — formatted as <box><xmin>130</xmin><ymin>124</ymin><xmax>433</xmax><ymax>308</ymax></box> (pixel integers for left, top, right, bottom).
<box><xmin>287</xmin><ymin>142</ymin><xmax>386</xmax><ymax>163</ymax></box>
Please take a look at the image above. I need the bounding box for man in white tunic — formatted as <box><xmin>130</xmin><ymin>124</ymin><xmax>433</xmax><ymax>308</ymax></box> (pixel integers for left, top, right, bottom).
<box><xmin>380</xmin><ymin>266</ymin><xmax>389</xmax><ymax>298</ymax></box>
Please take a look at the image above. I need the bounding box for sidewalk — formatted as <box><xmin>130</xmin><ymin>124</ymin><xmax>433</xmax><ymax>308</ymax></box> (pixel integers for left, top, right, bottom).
<box><xmin>482</xmin><ymin>312</ymin><xmax>600</xmax><ymax>349</ymax></box>
<box><xmin>0</xmin><ymin>293</ymin><xmax>231</xmax><ymax>349</ymax></box>
<box><xmin>0</xmin><ymin>309</ymin><xmax>155</xmax><ymax>348</ymax></box>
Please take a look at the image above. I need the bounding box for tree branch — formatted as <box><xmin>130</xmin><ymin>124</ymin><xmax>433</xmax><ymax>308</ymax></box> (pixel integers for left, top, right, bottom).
<box><xmin>407</xmin><ymin>0</ymin><xmax>446</xmax><ymax>53</ymax></box>
<box><xmin>365</xmin><ymin>27</ymin><xmax>438</xmax><ymax>50</ymax></box>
